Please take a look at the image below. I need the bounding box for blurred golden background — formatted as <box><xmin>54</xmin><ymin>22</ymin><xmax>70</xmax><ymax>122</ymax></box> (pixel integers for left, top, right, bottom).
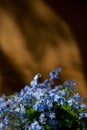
<box><xmin>0</xmin><ymin>0</ymin><xmax>87</xmax><ymax>97</ymax></box>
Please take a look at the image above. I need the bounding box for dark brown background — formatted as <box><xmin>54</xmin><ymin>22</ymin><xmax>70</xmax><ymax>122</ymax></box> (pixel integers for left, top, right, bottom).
<box><xmin>0</xmin><ymin>0</ymin><xmax>87</xmax><ymax>96</ymax></box>
<box><xmin>45</xmin><ymin>0</ymin><xmax>87</xmax><ymax>80</ymax></box>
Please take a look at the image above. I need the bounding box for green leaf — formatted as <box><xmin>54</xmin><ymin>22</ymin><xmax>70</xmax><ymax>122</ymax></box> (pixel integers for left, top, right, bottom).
<box><xmin>42</xmin><ymin>124</ymin><xmax>53</xmax><ymax>130</ymax></box>
<box><xmin>53</xmin><ymin>102</ymin><xmax>82</xmax><ymax>129</ymax></box>
<box><xmin>26</xmin><ymin>107</ymin><xmax>40</xmax><ymax>121</ymax></box>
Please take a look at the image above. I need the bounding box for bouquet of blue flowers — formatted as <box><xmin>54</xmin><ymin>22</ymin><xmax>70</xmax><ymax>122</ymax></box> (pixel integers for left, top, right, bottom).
<box><xmin>0</xmin><ymin>68</ymin><xmax>87</xmax><ymax>130</ymax></box>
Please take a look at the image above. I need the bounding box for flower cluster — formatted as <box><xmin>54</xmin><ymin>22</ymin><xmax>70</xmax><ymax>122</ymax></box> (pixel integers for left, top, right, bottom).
<box><xmin>0</xmin><ymin>68</ymin><xmax>87</xmax><ymax>130</ymax></box>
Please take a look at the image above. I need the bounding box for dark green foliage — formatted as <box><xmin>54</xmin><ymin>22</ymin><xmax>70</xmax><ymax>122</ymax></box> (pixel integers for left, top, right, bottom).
<box><xmin>53</xmin><ymin>102</ymin><xmax>82</xmax><ymax>130</ymax></box>
<box><xmin>26</xmin><ymin>107</ymin><xmax>40</xmax><ymax>121</ymax></box>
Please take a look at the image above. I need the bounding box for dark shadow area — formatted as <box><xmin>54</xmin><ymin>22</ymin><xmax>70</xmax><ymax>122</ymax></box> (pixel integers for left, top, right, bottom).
<box><xmin>0</xmin><ymin>49</ymin><xmax>25</xmax><ymax>95</ymax></box>
<box><xmin>45</xmin><ymin>0</ymin><xmax>87</xmax><ymax>82</ymax></box>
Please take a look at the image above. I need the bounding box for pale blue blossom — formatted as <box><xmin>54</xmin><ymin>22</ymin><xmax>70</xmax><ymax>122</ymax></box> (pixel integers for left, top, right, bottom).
<box><xmin>29</xmin><ymin>120</ymin><xmax>43</xmax><ymax>130</ymax></box>
<box><xmin>0</xmin><ymin>67</ymin><xmax>86</xmax><ymax>129</ymax></box>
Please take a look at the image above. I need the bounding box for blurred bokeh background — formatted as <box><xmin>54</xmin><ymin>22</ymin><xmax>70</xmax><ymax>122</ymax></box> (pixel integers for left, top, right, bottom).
<box><xmin>0</xmin><ymin>0</ymin><xmax>87</xmax><ymax>97</ymax></box>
